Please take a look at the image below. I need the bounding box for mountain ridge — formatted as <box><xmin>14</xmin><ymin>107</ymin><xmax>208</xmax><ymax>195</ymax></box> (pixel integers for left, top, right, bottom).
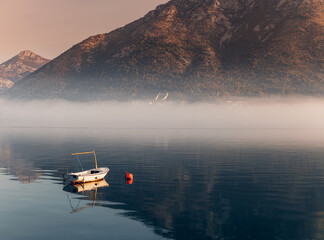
<box><xmin>4</xmin><ymin>0</ymin><xmax>324</xmax><ymax>100</ymax></box>
<box><xmin>0</xmin><ymin>50</ymin><xmax>50</xmax><ymax>92</ymax></box>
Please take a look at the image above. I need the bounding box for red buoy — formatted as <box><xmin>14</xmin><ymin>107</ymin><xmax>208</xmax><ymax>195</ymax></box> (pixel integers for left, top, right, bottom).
<box><xmin>125</xmin><ymin>172</ymin><xmax>133</xmax><ymax>181</ymax></box>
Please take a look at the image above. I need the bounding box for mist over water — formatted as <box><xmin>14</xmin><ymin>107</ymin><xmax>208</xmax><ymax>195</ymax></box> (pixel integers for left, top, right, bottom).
<box><xmin>2</xmin><ymin>97</ymin><xmax>324</xmax><ymax>240</ymax></box>
<box><xmin>1</xmin><ymin>97</ymin><xmax>324</xmax><ymax>129</ymax></box>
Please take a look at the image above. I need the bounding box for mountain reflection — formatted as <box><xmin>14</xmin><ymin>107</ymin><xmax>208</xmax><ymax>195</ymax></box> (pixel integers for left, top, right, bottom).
<box><xmin>8</xmin><ymin>165</ymin><xmax>42</xmax><ymax>184</ymax></box>
<box><xmin>0</xmin><ymin>144</ymin><xmax>42</xmax><ymax>183</ymax></box>
<box><xmin>95</xmin><ymin>154</ymin><xmax>324</xmax><ymax>240</ymax></box>
<box><xmin>2</xmin><ymin>129</ymin><xmax>324</xmax><ymax>239</ymax></box>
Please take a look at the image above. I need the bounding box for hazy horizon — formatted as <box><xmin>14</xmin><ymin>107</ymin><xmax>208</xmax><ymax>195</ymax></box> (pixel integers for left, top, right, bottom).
<box><xmin>1</xmin><ymin>97</ymin><xmax>324</xmax><ymax>129</ymax></box>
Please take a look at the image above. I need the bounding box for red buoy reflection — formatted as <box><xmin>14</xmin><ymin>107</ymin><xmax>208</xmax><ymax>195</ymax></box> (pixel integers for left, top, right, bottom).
<box><xmin>125</xmin><ymin>171</ymin><xmax>134</xmax><ymax>184</ymax></box>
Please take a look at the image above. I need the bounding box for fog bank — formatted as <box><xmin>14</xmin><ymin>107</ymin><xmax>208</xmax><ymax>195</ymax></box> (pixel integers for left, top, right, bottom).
<box><xmin>1</xmin><ymin>98</ymin><xmax>324</xmax><ymax>129</ymax></box>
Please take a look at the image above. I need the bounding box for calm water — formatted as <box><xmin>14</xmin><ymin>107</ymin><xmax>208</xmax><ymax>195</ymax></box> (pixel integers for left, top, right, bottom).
<box><xmin>1</xmin><ymin>128</ymin><xmax>324</xmax><ymax>240</ymax></box>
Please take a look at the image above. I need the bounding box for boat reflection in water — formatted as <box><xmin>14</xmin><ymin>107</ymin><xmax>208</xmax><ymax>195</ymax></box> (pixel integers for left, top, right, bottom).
<box><xmin>63</xmin><ymin>179</ymin><xmax>109</xmax><ymax>214</ymax></box>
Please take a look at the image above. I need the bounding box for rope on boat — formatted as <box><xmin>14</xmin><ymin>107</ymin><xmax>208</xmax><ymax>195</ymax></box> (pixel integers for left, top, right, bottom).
<box><xmin>75</xmin><ymin>155</ymin><xmax>84</xmax><ymax>171</ymax></box>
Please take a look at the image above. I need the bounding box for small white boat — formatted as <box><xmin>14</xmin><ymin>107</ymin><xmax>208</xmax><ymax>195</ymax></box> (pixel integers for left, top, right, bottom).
<box><xmin>63</xmin><ymin>150</ymin><xmax>109</xmax><ymax>184</ymax></box>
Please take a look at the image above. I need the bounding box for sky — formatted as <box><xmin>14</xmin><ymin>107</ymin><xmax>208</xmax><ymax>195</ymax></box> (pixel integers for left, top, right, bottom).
<box><xmin>0</xmin><ymin>0</ymin><xmax>167</xmax><ymax>63</ymax></box>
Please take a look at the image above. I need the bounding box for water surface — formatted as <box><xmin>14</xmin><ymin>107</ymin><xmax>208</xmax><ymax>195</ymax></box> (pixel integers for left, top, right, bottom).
<box><xmin>1</xmin><ymin>128</ymin><xmax>324</xmax><ymax>240</ymax></box>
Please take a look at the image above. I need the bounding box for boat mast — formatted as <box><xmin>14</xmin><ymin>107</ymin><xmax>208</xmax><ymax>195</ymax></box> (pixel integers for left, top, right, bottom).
<box><xmin>93</xmin><ymin>149</ymin><xmax>98</xmax><ymax>170</ymax></box>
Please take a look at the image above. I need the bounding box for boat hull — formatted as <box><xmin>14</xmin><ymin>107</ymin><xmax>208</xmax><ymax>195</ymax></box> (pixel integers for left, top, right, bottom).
<box><xmin>63</xmin><ymin>167</ymin><xmax>109</xmax><ymax>184</ymax></box>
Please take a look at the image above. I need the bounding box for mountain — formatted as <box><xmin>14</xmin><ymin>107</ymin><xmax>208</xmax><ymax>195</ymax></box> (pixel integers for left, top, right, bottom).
<box><xmin>4</xmin><ymin>0</ymin><xmax>324</xmax><ymax>100</ymax></box>
<box><xmin>0</xmin><ymin>50</ymin><xmax>50</xmax><ymax>92</ymax></box>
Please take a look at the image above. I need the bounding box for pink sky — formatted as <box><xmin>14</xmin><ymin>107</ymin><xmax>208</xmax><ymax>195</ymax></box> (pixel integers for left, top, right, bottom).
<box><xmin>0</xmin><ymin>0</ymin><xmax>167</xmax><ymax>63</ymax></box>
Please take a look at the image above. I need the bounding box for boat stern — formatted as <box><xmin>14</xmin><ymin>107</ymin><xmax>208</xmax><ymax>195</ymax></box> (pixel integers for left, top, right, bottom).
<box><xmin>63</xmin><ymin>173</ymin><xmax>80</xmax><ymax>184</ymax></box>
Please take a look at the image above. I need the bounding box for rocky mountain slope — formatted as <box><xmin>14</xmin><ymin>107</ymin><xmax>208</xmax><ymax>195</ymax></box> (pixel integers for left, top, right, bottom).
<box><xmin>4</xmin><ymin>0</ymin><xmax>324</xmax><ymax>100</ymax></box>
<box><xmin>0</xmin><ymin>50</ymin><xmax>50</xmax><ymax>92</ymax></box>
